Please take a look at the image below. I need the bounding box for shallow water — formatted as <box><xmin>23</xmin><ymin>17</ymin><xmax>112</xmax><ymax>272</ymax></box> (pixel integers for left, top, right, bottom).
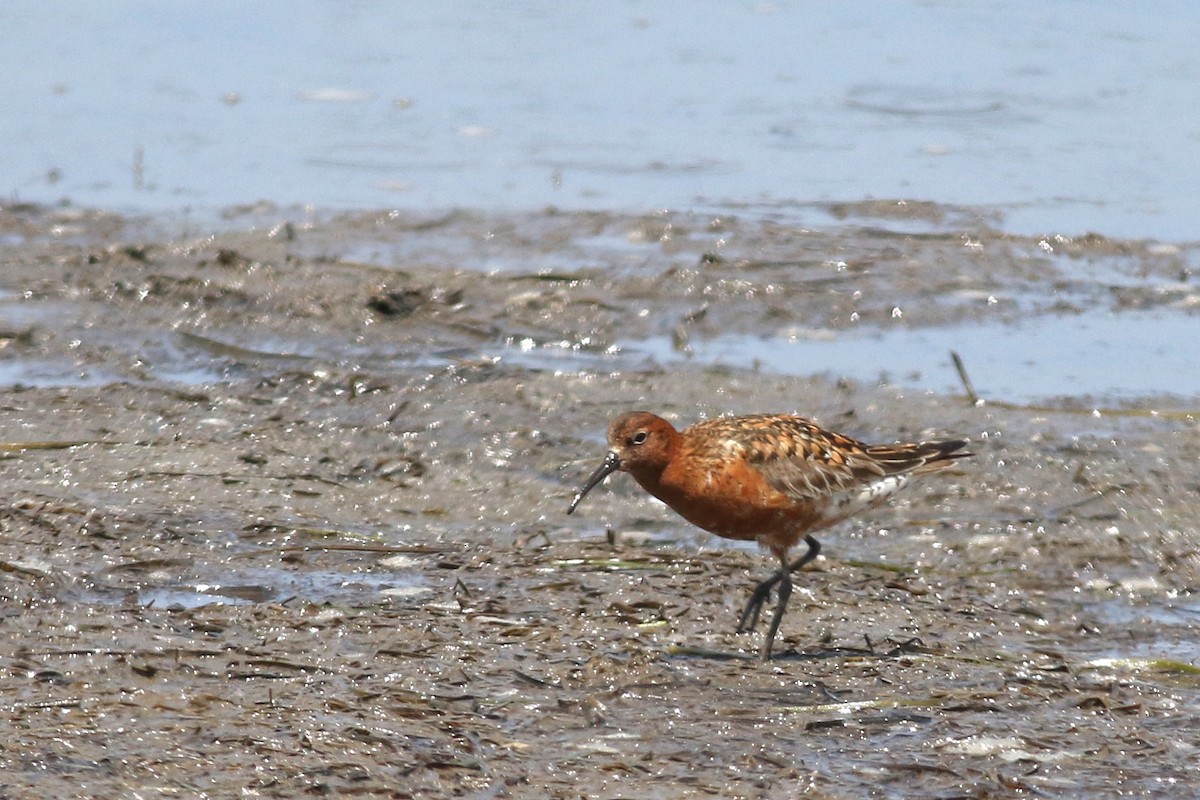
<box><xmin>98</xmin><ymin>567</ymin><xmax>428</xmax><ymax>610</ymax></box>
<box><xmin>5</xmin><ymin>3</ymin><xmax>1200</xmax><ymax>240</ymax></box>
<box><xmin>625</xmin><ymin>307</ymin><xmax>1200</xmax><ymax>403</ymax></box>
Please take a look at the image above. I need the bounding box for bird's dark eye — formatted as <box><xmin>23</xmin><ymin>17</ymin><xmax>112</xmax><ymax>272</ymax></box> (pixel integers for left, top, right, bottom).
<box><xmin>631</xmin><ymin>431</ymin><xmax>649</xmax><ymax>445</ymax></box>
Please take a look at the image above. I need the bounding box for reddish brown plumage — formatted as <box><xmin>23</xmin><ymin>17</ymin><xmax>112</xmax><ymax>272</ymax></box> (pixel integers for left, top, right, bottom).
<box><xmin>568</xmin><ymin>410</ymin><xmax>970</xmax><ymax>659</ymax></box>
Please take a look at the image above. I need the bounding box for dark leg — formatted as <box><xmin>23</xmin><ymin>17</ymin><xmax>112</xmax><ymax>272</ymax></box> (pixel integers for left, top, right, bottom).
<box><xmin>734</xmin><ymin>536</ymin><xmax>821</xmax><ymax>651</ymax></box>
<box><xmin>760</xmin><ymin>565</ymin><xmax>792</xmax><ymax>660</ymax></box>
<box><xmin>735</xmin><ymin>567</ymin><xmax>781</xmax><ymax>634</ymax></box>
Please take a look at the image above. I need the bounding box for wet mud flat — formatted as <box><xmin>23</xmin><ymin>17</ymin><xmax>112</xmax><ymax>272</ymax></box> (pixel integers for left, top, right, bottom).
<box><xmin>1</xmin><ymin>203</ymin><xmax>1199</xmax><ymax>798</ymax></box>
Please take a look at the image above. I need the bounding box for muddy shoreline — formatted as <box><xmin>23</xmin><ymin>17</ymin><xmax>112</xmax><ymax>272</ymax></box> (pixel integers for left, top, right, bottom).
<box><xmin>1</xmin><ymin>202</ymin><xmax>1198</xmax><ymax>798</ymax></box>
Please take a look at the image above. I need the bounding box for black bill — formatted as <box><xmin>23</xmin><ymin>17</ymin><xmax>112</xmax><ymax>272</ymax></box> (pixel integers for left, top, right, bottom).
<box><xmin>566</xmin><ymin>450</ymin><xmax>622</xmax><ymax>515</ymax></box>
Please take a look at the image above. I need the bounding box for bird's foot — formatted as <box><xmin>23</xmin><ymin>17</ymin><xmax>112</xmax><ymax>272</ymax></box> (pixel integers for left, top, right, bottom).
<box><xmin>735</xmin><ymin>573</ymin><xmax>781</xmax><ymax>633</ymax></box>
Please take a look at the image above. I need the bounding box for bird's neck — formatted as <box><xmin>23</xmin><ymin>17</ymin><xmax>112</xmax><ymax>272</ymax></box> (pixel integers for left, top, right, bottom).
<box><xmin>626</xmin><ymin>460</ymin><xmax>668</xmax><ymax>492</ymax></box>
<box><xmin>625</xmin><ymin>448</ymin><xmax>679</xmax><ymax>503</ymax></box>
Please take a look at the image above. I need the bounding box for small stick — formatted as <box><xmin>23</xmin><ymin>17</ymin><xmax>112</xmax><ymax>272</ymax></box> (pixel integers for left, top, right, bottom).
<box><xmin>950</xmin><ymin>350</ymin><xmax>980</xmax><ymax>405</ymax></box>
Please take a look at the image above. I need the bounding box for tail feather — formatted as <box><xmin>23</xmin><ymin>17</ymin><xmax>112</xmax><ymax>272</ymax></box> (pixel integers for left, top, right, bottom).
<box><xmin>865</xmin><ymin>439</ymin><xmax>971</xmax><ymax>476</ymax></box>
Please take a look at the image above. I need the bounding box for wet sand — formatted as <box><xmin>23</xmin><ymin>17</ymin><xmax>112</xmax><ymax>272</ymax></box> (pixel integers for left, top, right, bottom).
<box><xmin>1</xmin><ymin>203</ymin><xmax>1199</xmax><ymax>798</ymax></box>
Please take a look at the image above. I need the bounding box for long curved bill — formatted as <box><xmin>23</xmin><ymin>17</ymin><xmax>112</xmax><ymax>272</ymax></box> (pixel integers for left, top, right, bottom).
<box><xmin>566</xmin><ymin>450</ymin><xmax>622</xmax><ymax>515</ymax></box>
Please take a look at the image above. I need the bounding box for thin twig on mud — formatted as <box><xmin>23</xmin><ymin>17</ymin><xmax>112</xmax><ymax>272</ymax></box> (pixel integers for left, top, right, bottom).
<box><xmin>949</xmin><ymin>350</ymin><xmax>980</xmax><ymax>405</ymax></box>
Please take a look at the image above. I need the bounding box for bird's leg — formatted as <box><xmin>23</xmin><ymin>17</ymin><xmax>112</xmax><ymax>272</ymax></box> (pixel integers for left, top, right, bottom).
<box><xmin>734</xmin><ymin>536</ymin><xmax>821</xmax><ymax>654</ymax></box>
<box><xmin>760</xmin><ymin>563</ymin><xmax>792</xmax><ymax>660</ymax></box>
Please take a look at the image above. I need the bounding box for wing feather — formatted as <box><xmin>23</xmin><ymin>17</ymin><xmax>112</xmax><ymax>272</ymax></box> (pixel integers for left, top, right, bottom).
<box><xmin>691</xmin><ymin>415</ymin><xmax>968</xmax><ymax>501</ymax></box>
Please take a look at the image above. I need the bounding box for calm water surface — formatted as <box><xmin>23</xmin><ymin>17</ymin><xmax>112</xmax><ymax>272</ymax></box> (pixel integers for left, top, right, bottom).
<box><xmin>3</xmin><ymin>2</ymin><xmax>1198</xmax><ymax>241</ymax></box>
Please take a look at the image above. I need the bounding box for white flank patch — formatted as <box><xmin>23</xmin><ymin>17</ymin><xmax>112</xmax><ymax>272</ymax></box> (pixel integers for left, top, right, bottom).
<box><xmin>833</xmin><ymin>474</ymin><xmax>912</xmax><ymax>515</ymax></box>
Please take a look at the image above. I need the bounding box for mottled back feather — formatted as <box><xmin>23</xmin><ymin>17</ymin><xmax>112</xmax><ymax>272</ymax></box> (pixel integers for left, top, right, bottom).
<box><xmin>686</xmin><ymin>414</ymin><xmax>968</xmax><ymax>502</ymax></box>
